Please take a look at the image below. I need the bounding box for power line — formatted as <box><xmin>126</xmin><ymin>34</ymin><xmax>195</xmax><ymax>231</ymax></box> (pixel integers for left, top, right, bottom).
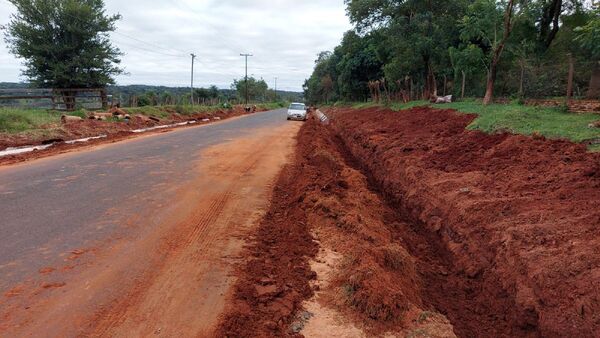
<box><xmin>164</xmin><ymin>0</ymin><xmax>244</xmax><ymax>53</ymax></box>
<box><xmin>112</xmin><ymin>38</ymin><xmax>187</xmax><ymax>58</ymax></box>
<box><xmin>111</xmin><ymin>30</ymin><xmax>188</xmax><ymax>56</ymax></box>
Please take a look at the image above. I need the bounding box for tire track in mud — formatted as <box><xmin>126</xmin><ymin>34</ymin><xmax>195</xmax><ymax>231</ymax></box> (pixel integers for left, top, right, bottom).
<box><xmin>87</xmin><ymin>128</ymin><xmax>288</xmax><ymax>337</ymax></box>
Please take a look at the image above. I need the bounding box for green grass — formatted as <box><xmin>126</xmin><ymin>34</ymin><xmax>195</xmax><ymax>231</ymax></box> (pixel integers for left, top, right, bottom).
<box><xmin>123</xmin><ymin>102</ymin><xmax>288</xmax><ymax>118</ymax></box>
<box><xmin>0</xmin><ymin>107</ymin><xmax>86</xmax><ymax>133</ymax></box>
<box><xmin>387</xmin><ymin>99</ymin><xmax>600</xmax><ymax>149</ymax></box>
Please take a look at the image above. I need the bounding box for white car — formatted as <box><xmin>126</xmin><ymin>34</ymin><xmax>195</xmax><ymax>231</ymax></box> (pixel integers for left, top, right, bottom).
<box><xmin>287</xmin><ymin>103</ymin><xmax>307</xmax><ymax>121</ymax></box>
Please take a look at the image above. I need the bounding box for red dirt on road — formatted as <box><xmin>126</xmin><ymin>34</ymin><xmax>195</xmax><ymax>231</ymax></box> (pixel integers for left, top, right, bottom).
<box><xmin>218</xmin><ymin>106</ymin><xmax>600</xmax><ymax>337</ymax></box>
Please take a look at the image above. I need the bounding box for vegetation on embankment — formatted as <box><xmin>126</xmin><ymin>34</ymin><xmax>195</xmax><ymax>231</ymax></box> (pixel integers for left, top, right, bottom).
<box><xmin>336</xmin><ymin>100</ymin><xmax>600</xmax><ymax>150</ymax></box>
<box><xmin>0</xmin><ymin>102</ymin><xmax>287</xmax><ymax>134</ymax></box>
<box><xmin>0</xmin><ymin>108</ymin><xmax>83</xmax><ymax>134</ymax></box>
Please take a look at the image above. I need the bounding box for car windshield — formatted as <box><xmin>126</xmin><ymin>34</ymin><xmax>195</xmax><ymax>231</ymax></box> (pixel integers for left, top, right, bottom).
<box><xmin>289</xmin><ymin>104</ymin><xmax>305</xmax><ymax>110</ymax></box>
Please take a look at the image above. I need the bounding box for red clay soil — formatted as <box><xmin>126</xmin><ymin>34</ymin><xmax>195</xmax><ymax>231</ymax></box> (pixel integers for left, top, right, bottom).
<box><xmin>217</xmin><ymin>117</ymin><xmax>455</xmax><ymax>337</ymax></box>
<box><xmin>215</xmin><ymin>121</ymin><xmax>320</xmax><ymax>337</ymax></box>
<box><xmin>217</xmin><ymin>106</ymin><xmax>599</xmax><ymax>337</ymax></box>
<box><xmin>327</xmin><ymin>106</ymin><xmax>600</xmax><ymax>337</ymax></box>
<box><xmin>0</xmin><ymin>106</ymin><xmax>266</xmax><ymax>165</ymax></box>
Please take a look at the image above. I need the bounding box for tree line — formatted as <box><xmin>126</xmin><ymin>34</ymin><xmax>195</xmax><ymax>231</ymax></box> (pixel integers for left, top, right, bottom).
<box><xmin>304</xmin><ymin>0</ymin><xmax>600</xmax><ymax>105</ymax></box>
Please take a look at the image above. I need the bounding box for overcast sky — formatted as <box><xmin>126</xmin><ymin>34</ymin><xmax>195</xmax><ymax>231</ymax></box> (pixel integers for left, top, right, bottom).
<box><xmin>0</xmin><ymin>0</ymin><xmax>351</xmax><ymax>91</ymax></box>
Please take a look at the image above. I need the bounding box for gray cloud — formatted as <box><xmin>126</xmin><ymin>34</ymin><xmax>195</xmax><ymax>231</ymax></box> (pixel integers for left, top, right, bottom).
<box><xmin>0</xmin><ymin>0</ymin><xmax>351</xmax><ymax>91</ymax></box>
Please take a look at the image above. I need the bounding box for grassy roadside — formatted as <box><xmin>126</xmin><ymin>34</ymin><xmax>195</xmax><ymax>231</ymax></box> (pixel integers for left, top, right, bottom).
<box><xmin>341</xmin><ymin>100</ymin><xmax>600</xmax><ymax>151</ymax></box>
<box><xmin>0</xmin><ymin>102</ymin><xmax>288</xmax><ymax>134</ymax></box>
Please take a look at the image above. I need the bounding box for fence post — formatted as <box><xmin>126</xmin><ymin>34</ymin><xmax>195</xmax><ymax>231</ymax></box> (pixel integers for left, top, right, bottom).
<box><xmin>100</xmin><ymin>89</ymin><xmax>108</xmax><ymax>109</ymax></box>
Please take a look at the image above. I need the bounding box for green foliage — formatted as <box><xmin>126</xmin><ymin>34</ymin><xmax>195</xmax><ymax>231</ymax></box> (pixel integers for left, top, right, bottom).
<box><xmin>3</xmin><ymin>0</ymin><xmax>123</xmax><ymax>88</ymax></box>
<box><xmin>231</xmin><ymin>77</ymin><xmax>269</xmax><ymax>103</ymax></box>
<box><xmin>574</xmin><ymin>6</ymin><xmax>600</xmax><ymax>58</ymax></box>
<box><xmin>307</xmin><ymin>0</ymin><xmax>598</xmax><ymax>103</ymax></box>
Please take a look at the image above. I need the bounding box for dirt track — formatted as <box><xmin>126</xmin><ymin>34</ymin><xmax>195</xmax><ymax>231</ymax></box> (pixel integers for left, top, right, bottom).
<box><xmin>218</xmin><ymin>107</ymin><xmax>600</xmax><ymax>337</ymax></box>
<box><xmin>0</xmin><ymin>120</ymin><xmax>300</xmax><ymax>336</ymax></box>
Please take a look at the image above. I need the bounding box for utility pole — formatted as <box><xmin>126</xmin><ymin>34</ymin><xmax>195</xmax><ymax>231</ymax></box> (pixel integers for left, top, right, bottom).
<box><xmin>240</xmin><ymin>53</ymin><xmax>253</xmax><ymax>106</ymax></box>
<box><xmin>274</xmin><ymin>77</ymin><xmax>278</xmax><ymax>101</ymax></box>
<box><xmin>190</xmin><ymin>53</ymin><xmax>196</xmax><ymax>106</ymax></box>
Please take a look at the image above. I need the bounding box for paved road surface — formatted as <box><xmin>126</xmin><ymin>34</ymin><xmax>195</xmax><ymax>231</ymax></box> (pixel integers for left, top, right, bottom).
<box><xmin>0</xmin><ymin>108</ymin><xmax>288</xmax><ymax>292</ymax></box>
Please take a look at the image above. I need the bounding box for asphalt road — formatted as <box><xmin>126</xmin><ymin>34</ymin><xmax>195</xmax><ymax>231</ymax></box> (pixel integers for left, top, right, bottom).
<box><xmin>0</xmin><ymin>108</ymin><xmax>289</xmax><ymax>292</ymax></box>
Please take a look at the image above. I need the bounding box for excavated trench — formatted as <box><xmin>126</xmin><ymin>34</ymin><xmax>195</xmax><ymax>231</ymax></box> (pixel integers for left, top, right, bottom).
<box><xmin>328</xmin><ymin>129</ymin><xmax>524</xmax><ymax>337</ymax></box>
<box><xmin>217</xmin><ymin>107</ymin><xmax>600</xmax><ymax>337</ymax></box>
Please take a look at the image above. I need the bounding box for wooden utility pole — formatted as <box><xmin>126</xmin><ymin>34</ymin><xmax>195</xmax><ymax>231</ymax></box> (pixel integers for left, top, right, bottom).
<box><xmin>190</xmin><ymin>53</ymin><xmax>196</xmax><ymax>107</ymax></box>
<box><xmin>240</xmin><ymin>53</ymin><xmax>253</xmax><ymax>106</ymax></box>
<box><xmin>566</xmin><ymin>53</ymin><xmax>574</xmax><ymax>104</ymax></box>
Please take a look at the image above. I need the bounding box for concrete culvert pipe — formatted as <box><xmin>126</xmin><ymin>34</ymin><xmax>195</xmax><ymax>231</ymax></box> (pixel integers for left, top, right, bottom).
<box><xmin>61</xmin><ymin>115</ymin><xmax>82</xmax><ymax>123</ymax></box>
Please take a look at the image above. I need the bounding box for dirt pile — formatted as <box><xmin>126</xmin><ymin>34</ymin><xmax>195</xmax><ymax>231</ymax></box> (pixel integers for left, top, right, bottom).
<box><xmin>216</xmin><ymin>122</ymin><xmax>319</xmax><ymax>337</ymax></box>
<box><xmin>327</xmin><ymin>106</ymin><xmax>600</xmax><ymax>337</ymax></box>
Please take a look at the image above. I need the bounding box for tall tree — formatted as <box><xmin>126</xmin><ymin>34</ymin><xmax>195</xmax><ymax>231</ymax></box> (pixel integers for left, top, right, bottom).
<box><xmin>231</xmin><ymin>77</ymin><xmax>269</xmax><ymax>103</ymax></box>
<box><xmin>482</xmin><ymin>0</ymin><xmax>518</xmax><ymax>104</ymax></box>
<box><xmin>346</xmin><ymin>0</ymin><xmax>466</xmax><ymax>99</ymax></box>
<box><xmin>538</xmin><ymin>0</ymin><xmax>563</xmax><ymax>48</ymax></box>
<box><xmin>3</xmin><ymin>0</ymin><xmax>123</xmax><ymax>90</ymax></box>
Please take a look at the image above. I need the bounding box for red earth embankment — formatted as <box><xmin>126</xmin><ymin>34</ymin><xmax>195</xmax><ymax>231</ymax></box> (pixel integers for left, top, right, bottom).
<box><xmin>328</xmin><ymin>106</ymin><xmax>600</xmax><ymax>337</ymax></box>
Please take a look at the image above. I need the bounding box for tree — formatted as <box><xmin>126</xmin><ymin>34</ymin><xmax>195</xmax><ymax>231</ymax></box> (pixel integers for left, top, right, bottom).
<box><xmin>346</xmin><ymin>0</ymin><xmax>467</xmax><ymax>99</ymax></box>
<box><xmin>538</xmin><ymin>0</ymin><xmax>563</xmax><ymax>49</ymax></box>
<box><xmin>575</xmin><ymin>6</ymin><xmax>600</xmax><ymax>98</ymax></box>
<box><xmin>231</xmin><ymin>77</ymin><xmax>269</xmax><ymax>103</ymax></box>
<box><xmin>3</xmin><ymin>0</ymin><xmax>123</xmax><ymax>109</ymax></box>
<box><xmin>303</xmin><ymin>51</ymin><xmax>338</xmax><ymax>104</ymax></box>
<box><xmin>321</xmin><ymin>75</ymin><xmax>334</xmax><ymax>103</ymax></box>
<box><xmin>335</xmin><ymin>31</ymin><xmax>384</xmax><ymax>101</ymax></box>
<box><xmin>472</xmin><ymin>0</ymin><xmax>518</xmax><ymax>105</ymax></box>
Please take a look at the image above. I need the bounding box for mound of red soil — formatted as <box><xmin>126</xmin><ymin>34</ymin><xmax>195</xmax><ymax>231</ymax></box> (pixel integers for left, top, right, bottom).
<box><xmin>216</xmin><ymin>122</ymin><xmax>320</xmax><ymax>337</ymax></box>
<box><xmin>217</xmin><ymin>117</ymin><xmax>456</xmax><ymax>337</ymax></box>
<box><xmin>328</xmin><ymin>106</ymin><xmax>600</xmax><ymax>337</ymax></box>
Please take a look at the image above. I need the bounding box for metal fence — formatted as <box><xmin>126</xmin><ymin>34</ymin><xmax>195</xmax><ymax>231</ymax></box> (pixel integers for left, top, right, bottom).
<box><xmin>0</xmin><ymin>88</ymin><xmax>108</xmax><ymax>111</ymax></box>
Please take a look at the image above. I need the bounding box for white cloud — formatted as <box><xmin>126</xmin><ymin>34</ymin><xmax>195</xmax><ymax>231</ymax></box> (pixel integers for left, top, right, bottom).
<box><xmin>0</xmin><ymin>0</ymin><xmax>351</xmax><ymax>91</ymax></box>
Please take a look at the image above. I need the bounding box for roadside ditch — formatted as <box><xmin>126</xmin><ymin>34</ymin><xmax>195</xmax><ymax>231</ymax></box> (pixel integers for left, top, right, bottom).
<box><xmin>217</xmin><ymin>106</ymin><xmax>600</xmax><ymax>337</ymax></box>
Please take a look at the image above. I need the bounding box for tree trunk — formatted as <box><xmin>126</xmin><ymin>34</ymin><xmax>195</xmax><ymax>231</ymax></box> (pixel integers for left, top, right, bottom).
<box><xmin>461</xmin><ymin>71</ymin><xmax>466</xmax><ymax>99</ymax></box>
<box><xmin>519</xmin><ymin>60</ymin><xmax>525</xmax><ymax>97</ymax></box>
<box><xmin>443</xmin><ymin>75</ymin><xmax>447</xmax><ymax>96</ymax></box>
<box><xmin>483</xmin><ymin>0</ymin><xmax>516</xmax><ymax>105</ymax></box>
<box><xmin>587</xmin><ymin>61</ymin><xmax>600</xmax><ymax>99</ymax></box>
<box><xmin>483</xmin><ymin>63</ymin><xmax>498</xmax><ymax>105</ymax></box>
<box><xmin>566</xmin><ymin>54</ymin><xmax>574</xmax><ymax>102</ymax></box>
